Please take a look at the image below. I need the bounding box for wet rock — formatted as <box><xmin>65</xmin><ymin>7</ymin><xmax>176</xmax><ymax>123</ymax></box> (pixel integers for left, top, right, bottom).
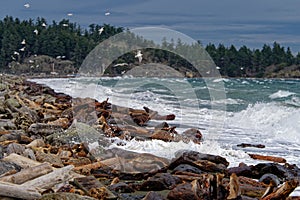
<box><xmin>251</xmin><ymin>163</ymin><xmax>298</xmax><ymax>180</ymax></box>
<box><xmin>29</xmin><ymin>123</ymin><xmax>64</xmax><ymax>136</ymax></box>
<box><xmin>169</xmin><ymin>151</ymin><xmax>229</xmax><ymax>173</ymax></box>
<box><xmin>228</xmin><ymin>162</ymin><xmax>252</xmax><ymax>177</ymax></box>
<box><xmin>181</xmin><ymin>128</ymin><xmax>203</xmax><ymax>144</ymax></box>
<box><xmin>108</xmin><ymin>182</ymin><xmax>135</xmax><ymax>193</ymax></box>
<box><xmin>0</xmin><ymin>145</ymin><xmax>3</xmax><ymax>159</ymax></box>
<box><xmin>150</xmin><ymin>129</ymin><xmax>175</xmax><ymax>142</ymax></box>
<box><xmin>142</xmin><ymin>191</ymin><xmax>165</xmax><ymax>200</ymax></box>
<box><xmin>237</xmin><ymin>143</ymin><xmax>265</xmax><ymax>148</ymax></box>
<box><xmin>259</xmin><ymin>173</ymin><xmax>281</xmax><ymax>186</ymax></box>
<box><xmin>172</xmin><ymin>164</ymin><xmax>203</xmax><ymax>175</ymax></box>
<box><xmin>140</xmin><ymin>173</ymin><xmax>182</xmax><ymax>191</ymax></box>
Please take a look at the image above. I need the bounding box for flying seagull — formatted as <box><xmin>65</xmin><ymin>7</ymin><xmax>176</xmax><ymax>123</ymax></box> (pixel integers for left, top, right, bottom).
<box><xmin>21</xmin><ymin>39</ymin><xmax>26</xmax><ymax>45</ymax></box>
<box><xmin>216</xmin><ymin>66</ymin><xmax>221</xmax><ymax>70</ymax></box>
<box><xmin>24</xmin><ymin>3</ymin><xmax>30</xmax><ymax>8</ymax></box>
<box><xmin>105</xmin><ymin>11</ymin><xmax>111</xmax><ymax>16</ymax></box>
<box><xmin>33</xmin><ymin>29</ymin><xmax>38</xmax><ymax>35</ymax></box>
<box><xmin>98</xmin><ymin>27</ymin><xmax>104</xmax><ymax>35</ymax></box>
<box><xmin>135</xmin><ymin>50</ymin><xmax>143</xmax><ymax>63</ymax></box>
<box><xmin>42</xmin><ymin>23</ymin><xmax>47</xmax><ymax>27</ymax></box>
<box><xmin>67</xmin><ymin>13</ymin><xmax>73</xmax><ymax>16</ymax></box>
<box><xmin>19</xmin><ymin>47</ymin><xmax>25</xmax><ymax>52</ymax></box>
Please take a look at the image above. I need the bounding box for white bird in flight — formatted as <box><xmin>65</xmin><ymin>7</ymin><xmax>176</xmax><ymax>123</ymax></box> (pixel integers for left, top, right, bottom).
<box><xmin>33</xmin><ymin>29</ymin><xmax>38</xmax><ymax>35</ymax></box>
<box><xmin>21</xmin><ymin>39</ymin><xmax>26</xmax><ymax>45</ymax></box>
<box><xmin>24</xmin><ymin>3</ymin><xmax>30</xmax><ymax>8</ymax></box>
<box><xmin>216</xmin><ymin>66</ymin><xmax>221</xmax><ymax>70</ymax></box>
<box><xmin>62</xmin><ymin>23</ymin><xmax>69</xmax><ymax>27</ymax></box>
<box><xmin>14</xmin><ymin>51</ymin><xmax>20</xmax><ymax>55</ymax></box>
<box><xmin>135</xmin><ymin>50</ymin><xmax>143</xmax><ymax>63</ymax></box>
<box><xmin>67</xmin><ymin>13</ymin><xmax>73</xmax><ymax>16</ymax></box>
<box><xmin>42</xmin><ymin>23</ymin><xmax>47</xmax><ymax>27</ymax></box>
<box><xmin>19</xmin><ymin>47</ymin><xmax>25</xmax><ymax>52</ymax></box>
<box><xmin>105</xmin><ymin>11</ymin><xmax>111</xmax><ymax>16</ymax></box>
<box><xmin>98</xmin><ymin>27</ymin><xmax>104</xmax><ymax>35</ymax></box>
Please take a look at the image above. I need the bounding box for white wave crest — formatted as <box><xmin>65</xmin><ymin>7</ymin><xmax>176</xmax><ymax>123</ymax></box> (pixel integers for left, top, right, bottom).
<box><xmin>269</xmin><ymin>90</ymin><xmax>295</xmax><ymax>99</ymax></box>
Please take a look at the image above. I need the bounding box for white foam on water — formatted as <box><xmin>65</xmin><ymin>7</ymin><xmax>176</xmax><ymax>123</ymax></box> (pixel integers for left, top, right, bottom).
<box><xmin>269</xmin><ymin>90</ymin><xmax>296</xmax><ymax>99</ymax></box>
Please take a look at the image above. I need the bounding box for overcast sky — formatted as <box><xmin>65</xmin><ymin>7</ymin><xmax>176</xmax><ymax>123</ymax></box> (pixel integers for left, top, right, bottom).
<box><xmin>1</xmin><ymin>0</ymin><xmax>300</xmax><ymax>52</ymax></box>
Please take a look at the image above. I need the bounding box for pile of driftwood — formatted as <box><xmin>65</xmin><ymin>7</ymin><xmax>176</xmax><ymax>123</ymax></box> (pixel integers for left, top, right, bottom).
<box><xmin>0</xmin><ymin>74</ymin><xmax>299</xmax><ymax>199</ymax></box>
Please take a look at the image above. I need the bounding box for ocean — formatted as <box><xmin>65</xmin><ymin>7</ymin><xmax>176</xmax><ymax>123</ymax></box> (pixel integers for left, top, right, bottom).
<box><xmin>31</xmin><ymin>77</ymin><xmax>300</xmax><ymax>168</ymax></box>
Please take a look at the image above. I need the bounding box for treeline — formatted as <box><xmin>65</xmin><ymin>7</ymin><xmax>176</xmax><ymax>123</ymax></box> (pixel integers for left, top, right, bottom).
<box><xmin>205</xmin><ymin>43</ymin><xmax>300</xmax><ymax>77</ymax></box>
<box><xmin>0</xmin><ymin>16</ymin><xmax>123</xmax><ymax>69</ymax></box>
<box><xmin>1</xmin><ymin>16</ymin><xmax>300</xmax><ymax>77</ymax></box>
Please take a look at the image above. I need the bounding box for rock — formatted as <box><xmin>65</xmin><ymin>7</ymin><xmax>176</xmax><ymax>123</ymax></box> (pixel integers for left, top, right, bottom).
<box><xmin>142</xmin><ymin>191</ymin><xmax>164</xmax><ymax>200</ymax></box>
<box><xmin>108</xmin><ymin>182</ymin><xmax>135</xmax><ymax>193</ymax></box>
<box><xmin>26</xmin><ymin>138</ymin><xmax>45</xmax><ymax>148</ymax></box>
<box><xmin>29</xmin><ymin>123</ymin><xmax>64</xmax><ymax>136</ymax></box>
<box><xmin>0</xmin><ymin>160</ymin><xmax>21</xmax><ymax>176</ymax></box>
<box><xmin>251</xmin><ymin>163</ymin><xmax>297</xmax><ymax>180</ymax></box>
<box><xmin>172</xmin><ymin>164</ymin><xmax>203</xmax><ymax>175</ymax></box>
<box><xmin>0</xmin><ymin>119</ymin><xmax>16</xmax><ymax>130</ymax></box>
<box><xmin>47</xmin><ymin>122</ymin><xmax>110</xmax><ymax>147</ymax></box>
<box><xmin>6</xmin><ymin>143</ymin><xmax>26</xmax><ymax>155</ymax></box>
<box><xmin>169</xmin><ymin>151</ymin><xmax>229</xmax><ymax>173</ymax></box>
<box><xmin>259</xmin><ymin>173</ymin><xmax>281</xmax><ymax>186</ymax></box>
<box><xmin>35</xmin><ymin>150</ymin><xmax>64</xmax><ymax>167</ymax></box>
<box><xmin>4</xmin><ymin>98</ymin><xmax>21</xmax><ymax>112</ymax></box>
<box><xmin>0</xmin><ymin>130</ymin><xmax>26</xmax><ymax>142</ymax></box>
<box><xmin>150</xmin><ymin>129</ymin><xmax>175</xmax><ymax>142</ymax></box>
<box><xmin>237</xmin><ymin>143</ymin><xmax>265</xmax><ymax>148</ymax></box>
<box><xmin>0</xmin><ymin>145</ymin><xmax>3</xmax><ymax>159</ymax></box>
<box><xmin>140</xmin><ymin>173</ymin><xmax>182</xmax><ymax>191</ymax></box>
<box><xmin>228</xmin><ymin>162</ymin><xmax>252</xmax><ymax>177</ymax></box>
<box><xmin>181</xmin><ymin>128</ymin><xmax>203</xmax><ymax>144</ymax></box>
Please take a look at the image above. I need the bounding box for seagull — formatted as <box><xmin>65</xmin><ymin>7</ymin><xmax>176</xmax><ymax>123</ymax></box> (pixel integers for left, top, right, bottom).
<box><xmin>216</xmin><ymin>66</ymin><xmax>221</xmax><ymax>70</ymax></box>
<box><xmin>42</xmin><ymin>23</ymin><xmax>47</xmax><ymax>27</ymax></box>
<box><xmin>135</xmin><ymin>50</ymin><xmax>143</xmax><ymax>63</ymax></box>
<box><xmin>14</xmin><ymin>51</ymin><xmax>20</xmax><ymax>55</ymax></box>
<box><xmin>33</xmin><ymin>29</ymin><xmax>38</xmax><ymax>35</ymax></box>
<box><xmin>105</xmin><ymin>11</ymin><xmax>111</xmax><ymax>16</ymax></box>
<box><xmin>21</xmin><ymin>39</ymin><xmax>26</xmax><ymax>45</ymax></box>
<box><xmin>19</xmin><ymin>47</ymin><xmax>25</xmax><ymax>52</ymax></box>
<box><xmin>62</xmin><ymin>23</ymin><xmax>69</xmax><ymax>27</ymax></box>
<box><xmin>24</xmin><ymin>3</ymin><xmax>30</xmax><ymax>8</ymax></box>
<box><xmin>67</xmin><ymin>13</ymin><xmax>73</xmax><ymax>16</ymax></box>
<box><xmin>98</xmin><ymin>27</ymin><xmax>104</xmax><ymax>35</ymax></box>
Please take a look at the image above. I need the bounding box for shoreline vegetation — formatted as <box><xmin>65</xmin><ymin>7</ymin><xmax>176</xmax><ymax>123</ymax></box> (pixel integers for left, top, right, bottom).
<box><xmin>0</xmin><ymin>74</ymin><xmax>299</xmax><ymax>199</ymax></box>
<box><xmin>1</xmin><ymin>16</ymin><xmax>300</xmax><ymax>78</ymax></box>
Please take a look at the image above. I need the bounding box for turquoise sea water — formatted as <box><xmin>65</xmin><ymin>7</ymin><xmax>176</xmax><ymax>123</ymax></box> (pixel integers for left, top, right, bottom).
<box><xmin>31</xmin><ymin>77</ymin><xmax>300</xmax><ymax>168</ymax></box>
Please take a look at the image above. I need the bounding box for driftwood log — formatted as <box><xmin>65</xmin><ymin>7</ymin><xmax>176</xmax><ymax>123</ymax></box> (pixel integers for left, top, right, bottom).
<box><xmin>0</xmin><ymin>162</ymin><xmax>53</xmax><ymax>184</ymax></box>
<box><xmin>0</xmin><ymin>181</ymin><xmax>41</xmax><ymax>199</ymax></box>
<box><xmin>261</xmin><ymin>180</ymin><xmax>299</xmax><ymax>200</ymax></box>
<box><xmin>21</xmin><ymin>165</ymin><xmax>74</xmax><ymax>192</ymax></box>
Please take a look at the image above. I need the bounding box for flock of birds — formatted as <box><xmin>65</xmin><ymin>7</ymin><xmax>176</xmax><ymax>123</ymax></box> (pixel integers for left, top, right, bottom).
<box><xmin>18</xmin><ymin>2</ymin><xmax>225</xmax><ymax>71</ymax></box>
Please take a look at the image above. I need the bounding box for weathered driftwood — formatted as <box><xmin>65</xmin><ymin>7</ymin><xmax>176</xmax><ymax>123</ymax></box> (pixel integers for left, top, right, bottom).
<box><xmin>0</xmin><ymin>162</ymin><xmax>53</xmax><ymax>184</ymax></box>
<box><xmin>248</xmin><ymin>153</ymin><xmax>286</xmax><ymax>163</ymax></box>
<box><xmin>73</xmin><ymin>176</ymin><xmax>117</xmax><ymax>200</ymax></box>
<box><xmin>2</xmin><ymin>153</ymin><xmax>41</xmax><ymax>168</ymax></box>
<box><xmin>21</xmin><ymin>165</ymin><xmax>74</xmax><ymax>192</ymax></box>
<box><xmin>0</xmin><ymin>181</ymin><xmax>41</xmax><ymax>200</ymax></box>
<box><xmin>261</xmin><ymin>180</ymin><xmax>299</xmax><ymax>200</ymax></box>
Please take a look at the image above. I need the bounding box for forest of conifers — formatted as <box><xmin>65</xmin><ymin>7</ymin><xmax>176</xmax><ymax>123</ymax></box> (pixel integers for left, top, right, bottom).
<box><xmin>1</xmin><ymin>16</ymin><xmax>300</xmax><ymax>77</ymax></box>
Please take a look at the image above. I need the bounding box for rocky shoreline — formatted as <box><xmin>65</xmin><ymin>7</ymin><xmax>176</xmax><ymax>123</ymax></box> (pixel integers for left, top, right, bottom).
<box><xmin>0</xmin><ymin>74</ymin><xmax>299</xmax><ymax>200</ymax></box>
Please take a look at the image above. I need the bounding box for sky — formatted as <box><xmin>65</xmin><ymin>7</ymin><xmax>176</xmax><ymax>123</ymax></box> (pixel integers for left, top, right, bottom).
<box><xmin>1</xmin><ymin>0</ymin><xmax>300</xmax><ymax>53</ymax></box>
